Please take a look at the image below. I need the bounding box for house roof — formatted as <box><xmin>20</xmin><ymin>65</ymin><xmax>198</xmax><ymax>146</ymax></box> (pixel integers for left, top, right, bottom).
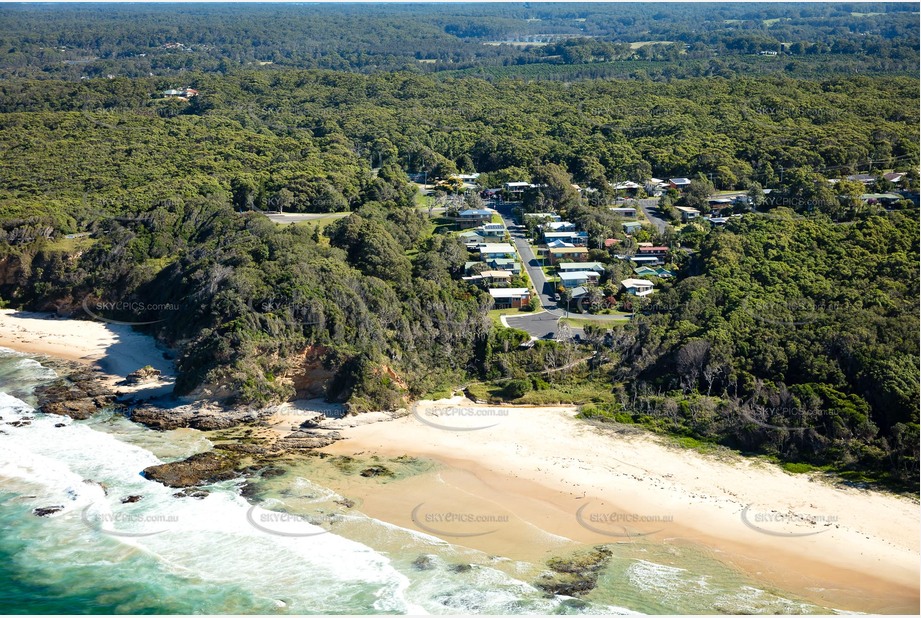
<box><xmin>558</xmin><ymin>261</ymin><xmax>604</xmax><ymax>271</ymax></box>
<box><xmin>676</xmin><ymin>206</ymin><xmax>701</xmax><ymax>213</ymax></box>
<box><xmin>621</xmin><ymin>278</ymin><xmax>654</xmax><ymax>288</ymax></box>
<box><xmin>670</xmin><ymin>178</ymin><xmax>692</xmax><ymax>185</ymax></box>
<box><xmin>883</xmin><ymin>173</ymin><xmax>904</xmax><ymax>182</ymax></box>
<box><xmin>611</xmin><ymin>181</ymin><xmax>641</xmax><ymax>190</ymax></box>
<box><xmin>638</xmin><ymin>246</ymin><xmax>669</xmax><ymax>252</ymax></box>
<box><xmin>559</xmin><ymin>271</ymin><xmax>600</xmax><ymax>281</ymax></box>
<box><xmin>546</xmin><ymin>240</ymin><xmax>574</xmax><ymax>248</ymax></box>
<box><xmin>548</xmin><ymin>247</ymin><xmax>589</xmax><ymax>254</ymax></box>
<box><xmin>478</xmin><ymin>243</ymin><xmax>515</xmax><ymax>254</ymax></box>
<box><xmin>571</xmin><ymin>286</ymin><xmax>589</xmax><ymax>298</ymax></box>
<box><xmin>504</xmin><ymin>182</ymin><xmax>531</xmax><ymax>188</ymax></box>
<box><xmin>459</xmin><ymin>209</ymin><xmax>493</xmax><ymax>217</ymax></box>
<box><xmin>603</xmin><ymin>238</ymin><xmax>621</xmax><ymax>247</ymax></box>
<box><xmin>544</xmin><ymin>231</ymin><xmax>587</xmax><ymax>238</ymax></box>
<box><xmin>489</xmin><ymin>288</ymin><xmax>530</xmax><ymax>299</ymax></box>
<box><xmin>480</xmin><ymin>270</ymin><xmax>512</xmax><ymax>278</ymax></box>
<box><xmin>609</xmin><ymin>207</ymin><xmax>636</xmax><ymax>213</ymax></box>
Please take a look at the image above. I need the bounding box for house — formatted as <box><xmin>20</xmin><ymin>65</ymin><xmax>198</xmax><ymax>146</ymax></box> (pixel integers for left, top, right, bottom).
<box><xmin>456</xmin><ymin>209</ymin><xmax>494</xmax><ymax>228</ymax></box>
<box><xmin>544</xmin><ymin>231</ymin><xmax>588</xmax><ymax>246</ymax></box>
<box><xmin>546</xmin><ymin>239</ymin><xmax>575</xmax><ymax>249</ymax></box>
<box><xmin>544</xmin><ymin>221</ymin><xmax>577</xmax><ymax>232</ymax></box>
<box><xmin>477</xmin><ymin>243</ymin><xmax>516</xmax><ymax>260</ymax></box>
<box><xmin>603</xmin><ymin>238</ymin><xmax>621</xmax><ymax>249</ymax></box>
<box><xmin>622</xmin><ymin>221</ymin><xmax>643</xmax><ymax>234</ymax></box>
<box><xmin>883</xmin><ymin>172</ymin><xmax>904</xmax><ymax>183</ymax></box>
<box><xmin>558</xmin><ymin>271</ymin><xmax>601</xmax><ymax>289</ymax></box>
<box><xmin>609</xmin><ymin>207</ymin><xmax>637</xmax><ymax>217</ymax></box>
<box><xmin>621</xmin><ymin>278</ymin><xmax>655</xmax><ymax>297</ymax></box>
<box><xmin>522</xmin><ymin>212</ymin><xmax>561</xmax><ymax>223</ymax></box>
<box><xmin>860</xmin><ymin>193</ymin><xmax>902</xmax><ymax>205</ymax></box>
<box><xmin>634</xmin><ymin>266</ymin><xmax>674</xmax><ymax>278</ymax></box>
<box><xmin>463</xmin><ymin>270</ymin><xmax>513</xmax><ymax>286</ymax></box>
<box><xmin>638</xmin><ymin>246</ymin><xmax>668</xmax><ymax>257</ymax></box>
<box><xmin>707</xmin><ymin>217</ymin><xmax>729</xmax><ymax>225</ymax></box>
<box><xmin>489</xmin><ymin>287</ymin><xmax>531</xmax><ymax>309</ymax></box>
<box><xmin>668</xmin><ymin>178</ymin><xmax>692</xmax><ymax>190</ymax></box>
<box><xmin>163</xmin><ymin>87</ymin><xmax>198</xmax><ymax>99</ymax></box>
<box><xmin>645</xmin><ymin>178</ymin><xmax>667</xmax><ymax>195</ymax></box>
<box><xmin>477</xmin><ymin>223</ymin><xmax>506</xmax><ymax>238</ymax></box>
<box><xmin>503</xmin><ymin>182</ymin><xmax>532</xmax><ymax>199</ymax></box>
<box><xmin>846</xmin><ymin>174</ymin><xmax>876</xmax><ymax>185</ymax></box>
<box><xmin>485</xmin><ymin>258</ymin><xmax>522</xmax><ymax>274</ymax></box>
<box><xmin>626</xmin><ymin>255</ymin><xmax>663</xmax><ymax>266</ymax></box>
<box><xmin>452</xmin><ymin>173</ymin><xmax>481</xmax><ymax>191</ymax></box>
<box><xmin>558</xmin><ymin>261</ymin><xmax>604</xmax><ymax>273</ymax></box>
<box><xmin>611</xmin><ymin>181</ymin><xmax>641</xmax><ymax>192</ymax></box>
<box><xmin>676</xmin><ymin>206</ymin><xmax>700</xmax><ymax>222</ymax></box>
<box><xmin>459</xmin><ymin>231</ymin><xmax>486</xmax><ymax>246</ymax></box>
<box><xmin>547</xmin><ymin>247</ymin><xmax>589</xmax><ymax>265</ymax></box>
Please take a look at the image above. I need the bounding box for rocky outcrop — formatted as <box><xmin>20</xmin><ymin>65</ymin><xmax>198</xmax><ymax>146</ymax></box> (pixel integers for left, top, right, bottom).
<box><xmin>35</xmin><ymin>369</ymin><xmax>117</xmax><ymax>420</ymax></box>
<box><xmin>142</xmin><ymin>451</ymin><xmax>240</xmax><ymax>488</ymax></box>
<box><xmin>120</xmin><ymin>366</ymin><xmax>161</xmax><ymax>386</ymax></box>
<box><xmin>535</xmin><ymin>546</ymin><xmax>613</xmax><ymax>597</ymax></box>
<box><xmin>129</xmin><ymin>403</ymin><xmax>266</xmax><ymax>431</ymax></box>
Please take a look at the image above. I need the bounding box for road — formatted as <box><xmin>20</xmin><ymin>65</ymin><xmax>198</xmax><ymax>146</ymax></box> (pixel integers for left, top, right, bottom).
<box><xmin>636</xmin><ymin>198</ymin><xmax>669</xmax><ymax>235</ymax></box>
<box><xmin>264</xmin><ymin>212</ymin><xmax>350</xmax><ymax>225</ymax></box>
<box><xmin>492</xmin><ymin>200</ymin><xmax>629</xmax><ymax>339</ymax></box>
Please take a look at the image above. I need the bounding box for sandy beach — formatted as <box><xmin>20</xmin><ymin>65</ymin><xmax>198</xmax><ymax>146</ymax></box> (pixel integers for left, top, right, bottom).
<box><xmin>0</xmin><ymin>309</ymin><xmax>175</xmax><ymax>394</ymax></box>
<box><xmin>321</xmin><ymin>397</ymin><xmax>920</xmax><ymax>614</ymax></box>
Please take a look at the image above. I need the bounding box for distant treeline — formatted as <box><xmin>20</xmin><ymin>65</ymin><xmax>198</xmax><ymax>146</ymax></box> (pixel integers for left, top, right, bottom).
<box><xmin>0</xmin><ymin>3</ymin><xmax>917</xmax><ymax>79</ymax></box>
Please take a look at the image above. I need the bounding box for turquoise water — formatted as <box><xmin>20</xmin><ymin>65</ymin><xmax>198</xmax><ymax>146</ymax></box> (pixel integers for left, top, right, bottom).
<box><xmin>0</xmin><ymin>349</ymin><xmax>831</xmax><ymax>615</ymax></box>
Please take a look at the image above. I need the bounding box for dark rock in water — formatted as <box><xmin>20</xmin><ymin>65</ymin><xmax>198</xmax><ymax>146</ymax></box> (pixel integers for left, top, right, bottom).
<box><xmin>129</xmin><ymin>405</ymin><xmax>193</xmax><ymax>430</ymax></box>
<box><xmin>35</xmin><ymin>371</ymin><xmax>117</xmax><ymax>420</ymax></box>
<box><xmin>172</xmin><ymin>488</ymin><xmax>210</xmax><ymax>500</ymax></box>
<box><xmin>54</xmin><ymin>423</ymin><xmax>67</xmax><ymax>428</ymax></box>
<box><xmin>261</xmin><ymin>466</ymin><xmax>286</xmax><ymax>479</ymax></box>
<box><xmin>535</xmin><ymin>546</ymin><xmax>613</xmax><ymax>598</ymax></box>
<box><xmin>412</xmin><ymin>555</ymin><xmax>435</xmax><ymax>571</ymax></box>
<box><xmin>335</xmin><ymin>498</ymin><xmax>356</xmax><ymax>509</ymax></box>
<box><xmin>142</xmin><ymin>451</ymin><xmax>240</xmax><ymax>488</ymax></box>
<box><xmin>120</xmin><ymin>366</ymin><xmax>161</xmax><ymax>386</ymax></box>
<box><xmin>448</xmin><ymin>563</ymin><xmax>473</xmax><ymax>573</ymax></box>
<box><xmin>41</xmin><ymin>400</ymin><xmax>98</xmax><ymax>420</ymax></box>
<box><xmin>359</xmin><ymin>465</ymin><xmax>394</xmax><ymax>478</ymax></box>
<box><xmin>7</xmin><ymin>419</ymin><xmax>31</xmax><ymax>427</ymax></box>
<box><xmin>120</xmin><ymin>495</ymin><xmax>143</xmax><ymax>504</ymax></box>
<box><xmin>239</xmin><ymin>482</ymin><xmax>261</xmax><ymax>500</ymax></box>
<box><xmin>33</xmin><ymin>505</ymin><xmax>64</xmax><ymax>517</ymax></box>
<box><xmin>83</xmin><ymin>479</ymin><xmax>109</xmax><ymax>495</ymax></box>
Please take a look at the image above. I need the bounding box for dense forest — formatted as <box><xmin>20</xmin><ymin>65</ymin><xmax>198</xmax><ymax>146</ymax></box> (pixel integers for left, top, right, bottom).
<box><xmin>0</xmin><ymin>3</ymin><xmax>917</xmax><ymax>79</ymax></box>
<box><xmin>0</xmin><ymin>4</ymin><xmax>917</xmax><ymax>489</ymax></box>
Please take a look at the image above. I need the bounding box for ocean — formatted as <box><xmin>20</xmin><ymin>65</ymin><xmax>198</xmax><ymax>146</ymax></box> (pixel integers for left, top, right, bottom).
<box><xmin>0</xmin><ymin>348</ymin><xmax>831</xmax><ymax>615</ymax></box>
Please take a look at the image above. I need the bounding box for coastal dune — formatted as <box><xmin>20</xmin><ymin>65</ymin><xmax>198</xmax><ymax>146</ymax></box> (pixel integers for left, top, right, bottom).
<box><xmin>322</xmin><ymin>398</ymin><xmax>920</xmax><ymax>614</ymax></box>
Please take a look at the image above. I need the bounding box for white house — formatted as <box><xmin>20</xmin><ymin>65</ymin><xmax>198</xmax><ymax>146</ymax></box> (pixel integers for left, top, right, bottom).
<box><xmin>559</xmin><ymin>271</ymin><xmax>601</xmax><ymax>289</ymax></box>
<box><xmin>621</xmin><ymin>278</ymin><xmax>655</xmax><ymax>297</ymax></box>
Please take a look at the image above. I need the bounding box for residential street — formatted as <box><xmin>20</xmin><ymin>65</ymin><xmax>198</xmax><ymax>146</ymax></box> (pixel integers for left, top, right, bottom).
<box><xmin>492</xmin><ymin>200</ymin><xmax>629</xmax><ymax>340</ymax></box>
